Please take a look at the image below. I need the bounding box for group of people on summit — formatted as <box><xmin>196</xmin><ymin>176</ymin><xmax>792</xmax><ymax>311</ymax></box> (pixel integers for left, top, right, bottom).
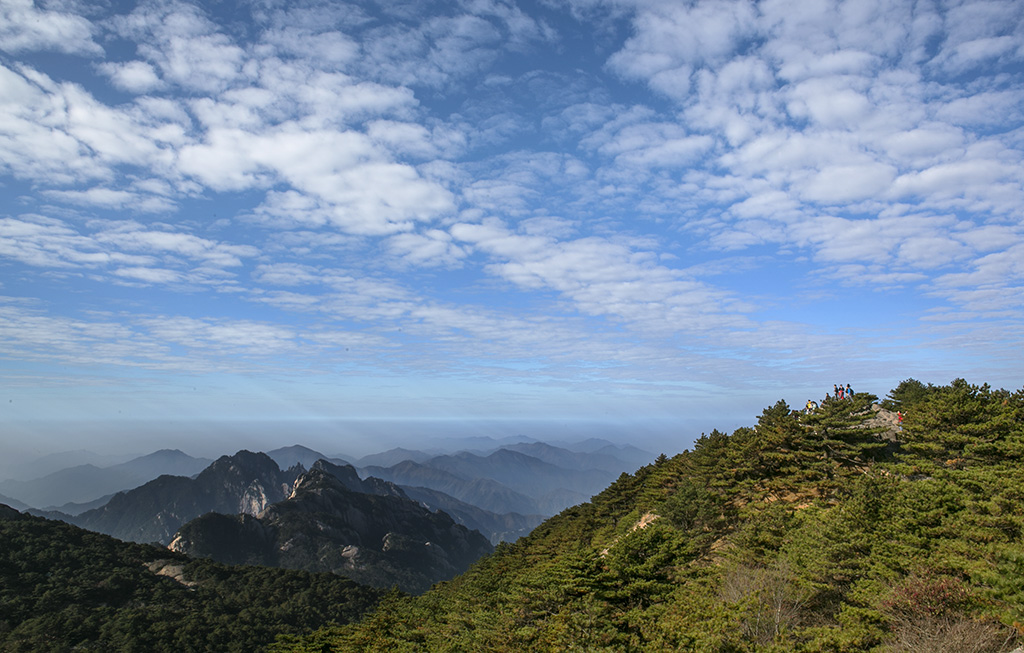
<box><xmin>802</xmin><ymin>383</ymin><xmax>906</xmax><ymax>432</ymax></box>
<box><xmin>805</xmin><ymin>383</ymin><xmax>855</xmax><ymax>413</ymax></box>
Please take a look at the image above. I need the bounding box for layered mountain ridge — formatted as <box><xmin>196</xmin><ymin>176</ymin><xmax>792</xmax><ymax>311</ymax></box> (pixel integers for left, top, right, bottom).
<box><xmin>63</xmin><ymin>450</ymin><xmax>299</xmax><ymax>544</ymax></box>
<box><xmin>170</xmin><ymin>460</ymin><xmax>493</xmax><ymax>593</ymax></box>
<box><xmin>0</xmin><ymin>449</ymin><xmax>212</xmax><ymax>510</ymax></box>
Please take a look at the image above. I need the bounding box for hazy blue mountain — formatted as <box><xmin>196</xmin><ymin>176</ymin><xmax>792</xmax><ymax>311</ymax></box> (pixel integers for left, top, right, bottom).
<box><xmin>421</xmin><ymin>434</ymin><xmax>538</xmax><ymax>454</ymax></box>
<box><xmin>426</xmin><ymin>449</ymin><xmax>613</xmax><ymax>503</ymax></box>
<box><xmin>170</xmin><ymin>464</ymin><xmax>493</xmax><ymax>594</ymax></box>
<box><xmin>591</xmin><ymin>442</ymin><xmax>656</xmax><ymax>468</ymax></box>
<box><xmin>555</xmin><ymin>438</ymin><xmax>655</xmax><ymax>464</ymax></box>
<box><xmin>266</xmin><ymin>444</ymin><xmax>349</xmax><ymax>471</ymax></box>
<box><xmin>493</xmin><ymin>441</ymin><xmax>633</xmax><ymax>473</ymax></box>
<box><xmin>0</xmin><ymin>449</ymin><xmax>211</xmax><ymax>509</ymax></box>
<box><xmin>67</xmin><ymin>451</ymin><xmax>299</xmax><ymax>544</ymax></box>
<box><xmin>2</xmin><ymin>450</ymin><xmax>132</xmax><ymax>482</ymax></box>
<box><xmin>308</xmin><ymin>459</ymin><xmax>408</xmax><ymax>499</ymax></box>
<box><xmin>113</xmin><ymin>449</ymin><xmax>213</xmax><ymax>480</ymax></box>
<box><xmin>362</xmin><ymin>460</ymin><xmax>540</xmax><ymax>515</ymax></box>
<box><xmin>398</xmin><ymin>485</ymin><xmax>544</xmax><ymax>544</ymax></box>
<box><xmin>362</xmin><ymin>446</ymin><xmax>630</xmax><ymax>517</ymax></box>
<box><xmin>0</xmin><ymin>493</ymin><xmax>29</xmax><ymax>512</ymax></box>
<box><xmin>534</xmin><ymin>487</ymin><xmax>590</xmax><ymax>515</ymax></box>
<box><xmin>556</xmin><ymin>437</ymin><xmax>618</xmax><ymax>452</ymax></box>
<box><xmin>0</xmin><ymin>464</ymin><xmax>111</xmax><ymax>508</ymax></box>
<box><xmin>46</xmin><ymin>494</ymin><xmax>115</xmax><ymax>516</ymax></box>
<box><xmin>354</xmin><ymin>447</ymin><xmax>433</xmax><ymax>468</ymax></box>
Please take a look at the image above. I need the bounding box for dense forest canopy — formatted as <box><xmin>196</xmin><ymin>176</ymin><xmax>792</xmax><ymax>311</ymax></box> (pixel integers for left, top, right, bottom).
<box><xmin>277</xmin><ymin>378</ymin><xmax>1024</xmax><ymax>652</ymax></box>
<box><xmin>0</xmin><ymin>511</ymin><xmax>384</xmax><ymax>652</ymax></box>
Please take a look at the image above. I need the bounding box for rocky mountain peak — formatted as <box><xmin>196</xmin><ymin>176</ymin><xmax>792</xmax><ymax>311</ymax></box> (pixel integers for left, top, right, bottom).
<box><xmin>173</xmin><ymin>461</ymin><xmax>493</xmax><ymax>593</ymax></box>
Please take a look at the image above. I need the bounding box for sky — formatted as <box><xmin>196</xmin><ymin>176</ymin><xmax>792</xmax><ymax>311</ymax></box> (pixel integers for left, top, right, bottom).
<box><xmin>1</xmin><ymin>0</ymin><xmax>1023</xmax><ymax>462</ymax></box>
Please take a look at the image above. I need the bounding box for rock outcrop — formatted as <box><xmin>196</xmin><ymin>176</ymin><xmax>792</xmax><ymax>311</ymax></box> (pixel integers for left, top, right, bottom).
<box><xmin>170</xmin><ymin>462</ymin><xmax>493</xmax><ymax>593</ymax></box>
<box><xmin>68</xmin><ymin>451</ymin><xmax>302</xmax><ymax>544</ymax></box>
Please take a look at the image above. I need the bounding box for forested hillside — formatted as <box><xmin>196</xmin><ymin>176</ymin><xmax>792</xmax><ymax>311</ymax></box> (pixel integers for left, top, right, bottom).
<box><xmin>0</xmin><ymin>507</ymin><xmax>383</xmax><ymax>652</ymax></box>
<box><xmin>278</xmin><ymin>379</ymin><xmax>1024</xmax><ymax>652</ymax></box>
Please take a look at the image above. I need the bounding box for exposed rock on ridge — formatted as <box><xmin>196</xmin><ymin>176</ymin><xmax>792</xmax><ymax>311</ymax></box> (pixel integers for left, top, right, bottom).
<box><xmin>67</xmin><ymin>451</ymin><xmax>302</xmax><ymax>544</ymax></box>
<box><xmin>170</xmin><ymin>462</ymin><xmax>493</xmax><ymax>593</ymax></box>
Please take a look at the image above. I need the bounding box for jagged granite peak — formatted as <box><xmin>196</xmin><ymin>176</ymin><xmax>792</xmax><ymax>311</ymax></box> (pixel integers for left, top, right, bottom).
<box><xmin>172</xmin><ymin>466</ymin><xmax>493</xmax><ymax>594</ymax></box>
<box><xmin>267</xmin><ymin>445</ymin><xmax>350</xmax><ymax>471</ymax></box>
<box><xmin>308</xmin><ymin>459</ymin><xmax>408</xmax><ymax>499</ymax></box>
<box><xmin>305</xmin><ymin>459</ymin><xmax>366</xmax><ymax>492</ymax></box>
<box><xmin>67</xmin><ymin>450</ymin><xmax>301</xmax><ymax>545</ymax></box>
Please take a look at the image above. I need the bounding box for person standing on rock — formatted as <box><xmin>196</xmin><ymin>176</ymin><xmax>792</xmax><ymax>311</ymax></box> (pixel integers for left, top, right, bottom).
<box><xmin>846</xmin><ymin>383</ymin><xmax>853</xmax><ymax>398</ymax></box>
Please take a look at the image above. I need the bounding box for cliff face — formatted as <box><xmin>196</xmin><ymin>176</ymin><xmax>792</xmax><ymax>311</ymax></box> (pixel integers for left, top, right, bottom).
<box><xmin>170</xmin><ymin>464</ymin><xmax>493</xmax><ymax>594</ymax></box>
<box><xmin>70</xmin><ymin>451</ymin><xmax>301</xmax><ymax>544</ymax></box>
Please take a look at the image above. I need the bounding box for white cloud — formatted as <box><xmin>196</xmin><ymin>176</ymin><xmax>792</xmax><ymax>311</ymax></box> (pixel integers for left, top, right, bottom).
<box><xmin>112</xmin><ymin>1</ymin><xmax>248</xmax><ymax>93</ymax></box>
<box><xmin>2</xmin><ymin>0</ymin><xmax>1024</xmax><ymax>415</ymax></box>
<box><xmin>178</xmin><ymin>125</ymin><xmax>455</xmax><ymax>234</ymax></box>
<box><xmin>786</xmin><ymin>78</ymin><xmax>872</xmax><ymax>129</ymax></box>
<box><xmin>252</xmin><ymin>263</ymin><xmax>324</xmax><ymax>287</ymax></box>
<box><xmin>450</xmin><ymin>218</ymin><xmax>748</xmax><ymax>332</ymax></box>
<box><xmin>113</xmin><ymin>266</ymin><xmax>182</xmax><ymax>284</ymax></box>
<box><xmin>388</xmin><ymin>229</ymin><xmax>467</xmax><ymax>267</ymax></box>
<box><xmin>594</xmin><ymin>120</ymin><xmax>714</xmax><ymax>169</ymax></box>
<box><xmin>935</xmin><ymin>90</ymin><xmax>1024</xmax><ymax>127</ymax></box>
<box><xmin>798</xmin><ymin>163</ymin><xmax>897</xmax><ymax>204</ymax></box>
<box><xmin>96</xmin><ymin>226</ymin><xmax>257</xmax><ymax>268</ymax></box>
<box><xmin>0</xmin><ymin>0</ymin><xmax>101</xmax><ymax>55</ymax></box>
<box><xmin>0</xmin><ymin>214</ymin><xmax>257</xmax><ymax>285</ymax></box>
<box><xmin>260</xmin><ymin>25</ymin><xmax>360</xmax><ymax>67</ymax></box>
<box><xmin>890</xmin><ymin>156</ymin><xmax>1019</xmax><ymax>202</ymax></box>
<box><xmin>41</xmin><ymin>188</ymin><xmax>176</xmax><ymax>213</ymax></box>
<box><xmin>607</xmin><ymin>0</ymin><xmax>758</xmax><ymax>90</ymax></box>
<box><xmin>367</xmin><ymin>119</ymin><xmax>468</xmax><ymax>159</ymax></box>
<box><xmin>141</xmin><ymin>315</ymin><xmax>300</xmax><ymax>353</ymax></box>
<box><xmin>98</xmin><ymin>61</ymin><xmax>165</xmax><ymax>94</ymax></box>
<box><xmin>360</xmin><ymin>13</ymin><xmax>503</xmax><ymax>89</ymax></box>
<box><xmin>0</xmin><ymin>64</ymin><xmax>108</xmax><ymax>185</ymax></box>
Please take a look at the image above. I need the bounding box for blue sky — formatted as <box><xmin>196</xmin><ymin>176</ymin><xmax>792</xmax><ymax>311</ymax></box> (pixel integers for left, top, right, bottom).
<box><xmin>1</xmin><ymin>0</ymin><xmax>1023</xmax><ymax>459</ymax></box>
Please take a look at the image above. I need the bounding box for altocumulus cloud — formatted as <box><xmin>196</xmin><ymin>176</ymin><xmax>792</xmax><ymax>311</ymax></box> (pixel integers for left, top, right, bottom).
<box><xmin>0</xmin><ymin>0</ymin><xmax>1022</xmax><ymax>430</ymax></box>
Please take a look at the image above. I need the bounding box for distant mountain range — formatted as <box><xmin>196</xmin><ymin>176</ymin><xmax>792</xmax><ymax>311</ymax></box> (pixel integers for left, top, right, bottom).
<box><xmin>0</xmin><ymin>449</ymin><xmax>212</xmax><ymax>510</ymax></box>
<box><xmin>399</xmin><ymin>485</ymin><xmax>544</xmax><ymax>544</ymax></box>
<box><xmin>1</xmin><ymin>449</ymin><xmax>134</xmax><ymax>481</ymax></box>
<box><xmin>0</xmin><ymin>492</ymin><xmax>29</xmax><ymax>512</ymax></box>
<box><xmin>362</xmin><ymin>459</ymin><xmax>541</xmax><ymax>515</ymax></box>
<box><xmin>1</xmin><ymin>437</ymin><xmax>653</xmax><ymax>612</ymax></box>
<box><xmin>353</xmin><ymin>447</ymin><xmax>434</xmax><ymax>467</ymax></box>
<box><xmin>266</xmin><ymin>444</ymin><xmax>350</xmax><ymax>470</ymax></box>
<box><xmin>360</xmin><ymin>442</ymin><xmax>651</xmax><ymax>516</ymax></box>
<box><xmin>170</xmin><ymin>460</ymin><xmax>493</xmax><ymax>593</ymax></box>
<box><xmin>13</xmin><ymin>438</ymin><xmax>651</xmax><ymax>551</ymax></box>
<box><xmin>59</xmin><ymin>450</ymin><xmax>298</xmax><ymax>544</ymax></box>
